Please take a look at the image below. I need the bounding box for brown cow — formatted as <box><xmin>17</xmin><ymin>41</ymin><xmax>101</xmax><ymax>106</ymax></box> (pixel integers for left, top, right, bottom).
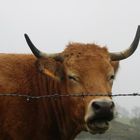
<box><xmin>0</xmin><ymin>26</ymin><xmax>140</xmax><ymax>140</ymax></box>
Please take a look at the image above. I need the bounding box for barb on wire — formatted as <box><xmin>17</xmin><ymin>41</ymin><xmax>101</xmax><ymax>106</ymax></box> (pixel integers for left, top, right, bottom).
<box><xmin>0</xmin><ymin>93</ymin><xmax>140</xmax><ymax>101</ymax></box>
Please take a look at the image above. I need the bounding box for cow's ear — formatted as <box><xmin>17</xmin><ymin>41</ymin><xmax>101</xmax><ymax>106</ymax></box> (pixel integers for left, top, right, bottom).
<box><xmin>111</xmin><ymin>61</ymin><xmax>119</xmax><ymax>74</ymax></box>
<box><xmin>36</xmin><ymin>58</ymin><xmax>65</xmax><ymax>81</ymax></box>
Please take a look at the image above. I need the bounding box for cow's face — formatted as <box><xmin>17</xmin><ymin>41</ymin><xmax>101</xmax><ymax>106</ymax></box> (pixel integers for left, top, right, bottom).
<box><xmin>24</xmin><ymin>26</ymin><xmax>140</xmax><ymax>134</ymax></box>
<box><xmin>61</xmin><ymin>44</ymin><xmax>119</xmax><ymax>134</ymax></box>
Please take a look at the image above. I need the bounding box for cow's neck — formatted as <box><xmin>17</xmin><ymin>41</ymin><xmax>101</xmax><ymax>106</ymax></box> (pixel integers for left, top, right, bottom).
<box><xmin>33</xmin><ymin>72</ymin><xmax>83</xmax><ymax>140</ymax></box>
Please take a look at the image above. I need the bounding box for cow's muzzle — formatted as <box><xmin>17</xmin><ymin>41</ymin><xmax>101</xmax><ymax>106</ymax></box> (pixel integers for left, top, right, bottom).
<box><xmin>85</xmin><ymin>99</ymin><xmax>115</xmax><ymax>134</ymax></box>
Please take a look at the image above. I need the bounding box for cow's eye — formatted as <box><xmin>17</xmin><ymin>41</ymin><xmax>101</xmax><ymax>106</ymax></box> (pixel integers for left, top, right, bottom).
<box><xmin>68</xmin><ymin>75</ymin><xmax>79</xmax><ymax>82</ymax></box>
<box><xmin>109</xmin><ymin>75</ymin><xmax>115</xmax><ymax>80</ymax></box>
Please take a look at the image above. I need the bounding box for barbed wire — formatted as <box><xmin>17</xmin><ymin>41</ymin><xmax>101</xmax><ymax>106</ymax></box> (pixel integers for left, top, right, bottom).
<box><xmin>0</xmin><ymin>93</ymin><xmax>140</xmax><ymax>101</ymax></box>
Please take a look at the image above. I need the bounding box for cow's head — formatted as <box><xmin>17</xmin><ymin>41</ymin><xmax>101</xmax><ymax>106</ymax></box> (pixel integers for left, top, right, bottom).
<box><xmin>24</xmin><ymin>26</ymin><xmax>140</xmax><ymax>134</ymax></box>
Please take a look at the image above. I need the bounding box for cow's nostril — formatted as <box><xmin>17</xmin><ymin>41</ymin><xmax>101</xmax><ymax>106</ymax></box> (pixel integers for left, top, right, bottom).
<box><xmin>92</xmin><ymin>102</ymin><xmax>101</xmax><ymax>110</ymax></box>
<box><xmin>110</xmin><ymin>101</ymin><xmax>115</xmax><ymax>109</ymax></box>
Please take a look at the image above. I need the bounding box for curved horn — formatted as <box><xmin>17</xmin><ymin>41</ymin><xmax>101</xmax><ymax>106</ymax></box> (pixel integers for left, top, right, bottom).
<box><xmin>24</xmin><ymin>34</ymin><xmax>43</xmax><ymax>58</ymax></box>
<box><xmin>24</xmin><ymin>34</ymin><xmax>63</xmax><ymax>61</ymax></box>
<box><xmin>110</xmin><ymin>25</ymin><xmax>140</xmax><ymax>61</ymax></box>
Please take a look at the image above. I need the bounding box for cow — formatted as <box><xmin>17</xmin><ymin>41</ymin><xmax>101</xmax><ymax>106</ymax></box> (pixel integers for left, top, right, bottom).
<box><xmin>0</xmin><ymin>26</ymin><xmax>139</xmax><ymax>140</ymax></box>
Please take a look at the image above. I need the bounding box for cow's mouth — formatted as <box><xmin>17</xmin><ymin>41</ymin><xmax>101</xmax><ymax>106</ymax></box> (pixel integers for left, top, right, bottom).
<box><xmin>86</xmin><ymin>119</ymin><xmax>109</xmax><ymax>134</ymax></box>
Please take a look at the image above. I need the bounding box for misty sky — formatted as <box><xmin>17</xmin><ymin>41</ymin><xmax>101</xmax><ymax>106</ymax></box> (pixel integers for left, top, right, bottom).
<box><xmin>0</xmin><ymin>0</ymin><xmax>140</xmax><ymax>112</ymax></box>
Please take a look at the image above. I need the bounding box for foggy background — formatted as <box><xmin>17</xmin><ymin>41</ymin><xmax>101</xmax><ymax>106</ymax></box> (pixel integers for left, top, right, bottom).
<box><xmin>0</xmin><ymin>0</ymin><xmax>140</xmax><ymax>115</ymax></box>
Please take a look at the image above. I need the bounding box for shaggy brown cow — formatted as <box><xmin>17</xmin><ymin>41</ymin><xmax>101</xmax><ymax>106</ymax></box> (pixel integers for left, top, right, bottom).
<box><xmin>0</xmin><ymin>26</ymin><xmax>140</xmax><ymax>140</ymax></box>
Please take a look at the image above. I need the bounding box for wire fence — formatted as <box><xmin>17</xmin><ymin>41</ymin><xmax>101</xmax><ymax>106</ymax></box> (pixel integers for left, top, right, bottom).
<box><xmin>0</xmin><ymin>93</ymin><xmax>140</xmax><ymax>101</ymax></box>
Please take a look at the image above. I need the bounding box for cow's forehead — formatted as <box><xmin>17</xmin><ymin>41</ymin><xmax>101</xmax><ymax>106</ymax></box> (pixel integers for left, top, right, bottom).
<box><xmin>61</xmin><ymin>43</ymin><xmax>113</xmax><ymax>76</ymax></box>
<box><xmin>62</xmin><ymin>43</ymin><xmax>110</xmax><ymax>59</ymax></box>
